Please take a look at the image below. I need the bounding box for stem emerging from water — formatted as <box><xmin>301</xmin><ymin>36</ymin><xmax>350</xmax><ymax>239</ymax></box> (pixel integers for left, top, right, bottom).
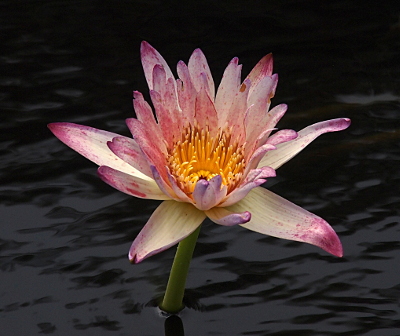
<box><xmin>159</xmin><ymin>225</ymin><xmax>201</xmax><ymax>314</ymax></box>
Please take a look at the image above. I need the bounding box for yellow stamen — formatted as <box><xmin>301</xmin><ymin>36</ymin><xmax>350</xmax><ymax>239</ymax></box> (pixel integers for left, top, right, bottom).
<box><xmin>167</xmin><ymin>122</ymin><xmax>245</xmax><ymax>196</ymax></box>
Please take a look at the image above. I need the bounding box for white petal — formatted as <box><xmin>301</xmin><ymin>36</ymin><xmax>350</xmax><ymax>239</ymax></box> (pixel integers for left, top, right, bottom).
<box><xmin>227</xmin><ymin>187</ymin><xmax>343</xmax><ymax>256</ymax></box>
<box><xmin>129</xmin><ymin>201</ymin><xmax>206</xmax><ymax>263</ymax></box>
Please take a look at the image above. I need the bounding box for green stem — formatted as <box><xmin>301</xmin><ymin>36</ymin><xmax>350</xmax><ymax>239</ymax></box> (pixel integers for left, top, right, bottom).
<box><xmin>159</xmin><ymin>225</ymin><xmax>201</xmax><ymax>314</ymax></box>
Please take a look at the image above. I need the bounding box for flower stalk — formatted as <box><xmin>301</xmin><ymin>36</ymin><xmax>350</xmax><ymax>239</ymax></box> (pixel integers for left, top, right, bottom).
<box><xmin>159</xmin><ymin>225</ymin><xmax>201</xmax><ymax>314</ymax></box>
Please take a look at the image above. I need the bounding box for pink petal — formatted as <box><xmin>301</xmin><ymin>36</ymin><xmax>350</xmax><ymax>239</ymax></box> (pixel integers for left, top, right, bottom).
<box><xmin>125</xmin><ymin>118</ymin><xmax>167</xmax><ymax>178</ymax></box>
<box><xmin>206</xmin><ymin>207</ymin><xmax>251</xmax><ymax>226</ymax></box>
<box><xmin>192</xmin><ymin>175</ymin><xmax>227</xmax><ymax>210</ymax></box>
<box><xmin>107</xmin><ymin>136</ymin><xmax>153</xmax><ymax>178</ymax></box>
<box><xmin>215</xmin><ymin>57</ymin><xmax>242</xmax><ymax>126</ymax></box>
<box><xmin>129</xmin><ymin>201</ymin><xmax>206</xmax><ymax>263</ymax></box>
<box><xmin>194</xmin><ymin>84</ymin><xmax>218</xmax><ymax>136</ymax></box>
<box><xmin>48</xmin><ymin>123</ymin><xmax>148</xmax><ymax>178</ymax></box>
<box><xmin>140</xmin><ymin>41</ymin><xmax>176</xmax><ymax>92</ymax></box>
<box><xmin>219</xmin><ymin>166</ymin><xmax>276</xmax><ymax>207</ymax></box>
<box><xmin>228</xmin><ymin>187</ymin><xmax>343</xmax><ymax>257</ymax></box>
<box><xmin>245</xmin><ymin>53</ymin><xmax>274</xmax><ymax>89</ymax></box>
<box><xmin>133</xmin><ymin>91</ymin><xmax>163</xmax><ymax>143</ymax></box>
<box><xmin>245</xmin><ymin>103</ymin><xmax>288</xmax><ymax>157</ymax></box>
<box><xmin>258</xmin><ymin>118</ymin><xmax>351</xmax><ymax>170</ymax></box>
<box><xmin>188</xmin><ymin>48</ymin><xmax>215</xmax><ymax>99</ymax></box>
<box><xmin>176</xmin><ymin>60</ymin><xmax>196</xmax><ymax>124</ymax></box>
<box><xmin>98</xmin><ymin>166</ymin><xmax>170</xmax><ymax>200</ymax></box>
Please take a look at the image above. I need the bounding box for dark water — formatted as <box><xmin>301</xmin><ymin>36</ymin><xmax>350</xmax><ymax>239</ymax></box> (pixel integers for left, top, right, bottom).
<box><xmin>1</xmin><ymin>1</ymin><xmax>400</xmax><ymax>335</ymax></box>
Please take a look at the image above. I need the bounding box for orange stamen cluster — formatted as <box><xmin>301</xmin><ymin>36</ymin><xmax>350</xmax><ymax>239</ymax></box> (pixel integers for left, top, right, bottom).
<box><xmin>167</xmin><ymin>123</ymin><xmax>245</xmax><ymax>196</ymax></box>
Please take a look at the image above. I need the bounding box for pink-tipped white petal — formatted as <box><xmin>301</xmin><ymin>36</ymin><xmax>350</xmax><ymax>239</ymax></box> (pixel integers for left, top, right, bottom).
<box><xmin>188</xmin><ymin>48</ymin><xmax>215</xmax><ymax>98</ymax></box>
<box><xmin>194</xmin><ymin>84</ymin><xmax>218</xmax><ymax>135</ymax></box>
<box><xmin>259</xmin><ymin>118</ymin><xmax>351</xmax><ymax>170</ymax></box>
<box><xmin>129</xmin><ymin>201</ymin><xmax>206</xmax><ymax>263</ymax></box>
<box><xmin>140</xmin><ymin>41</ymin><xmax>176</xmax><ymax>92</ymax></box>
<box><xmin>48</xmin><ymin>122</ymin><xmax>149</xmax><ymax>179</ymax></box>
<box><xmin>215</xmin><ymin>57</ymin><xmax>242</xmax><ymax>126</ymax></box>
<box><xmin>245</xmin><ymin>53</ymin><xmax>274</xmax><ymax>89</ymax></box>
<box><xmin>98</xmin><ymin>166</ymin><xmax>170</xmax><ymax>200</ymax></box>
<box><xmin>176</xmin><ymin>60</ymin><xmax>196</xmax><ymax>124</ymax></box>
<box><xmin>228</xmin><ymin>187</ymin><xmax>343</xmax><ymax>257</ymax></box>
<box><xmin>206</xmin><ymin>207</ymin><xmax>251</xmax><ymax>226</ymax></box>
<box><xmin>107</xmin><ymin>136</ymin><xmax>153</xmax><ymax>178</ymax></box>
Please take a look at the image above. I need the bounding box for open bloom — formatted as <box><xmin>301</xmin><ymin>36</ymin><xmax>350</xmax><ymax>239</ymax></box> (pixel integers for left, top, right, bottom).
<box><xmin>48</xmin><ymin>42</ymin><xmax>350</xmax><ymax>263</ymax></box>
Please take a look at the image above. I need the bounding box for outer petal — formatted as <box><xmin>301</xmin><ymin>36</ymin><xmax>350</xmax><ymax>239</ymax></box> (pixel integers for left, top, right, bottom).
<box><xmin>245</xmin><ymin>53</ymin><xmax>274</xmax><ymax>90</ymax></box>
<box><xmin>129</xmin><ymin>201</ymin><xmax>206</xmax><ymax>263</ymax></box>
<box><xmin>259</xmin><ymin>118</ymin><xmax>351</xmax><ymax>169</ymax></box>
<box><xmin>48</xmin><ymin>122</ymin><xmax>149</xmax><ymax>179</ymax></box>
<box><xmin>97</xmin><ymin>166</ymin><xmax>170</xmax><ymax>200</ymax></box>
<box><xmin>228</xmin><ymin>187</ymin><xmax>343</xmax><ymax>257</ymax></box>
<box><xmin>206</xmin><ymin>207</ymin><xmax>251</xmax><ymax>226</ymax></box>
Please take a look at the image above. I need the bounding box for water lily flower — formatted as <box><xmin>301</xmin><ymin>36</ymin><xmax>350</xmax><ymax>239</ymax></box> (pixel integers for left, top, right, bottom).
<box><xmin>48</xmin><ymin>42</ymin><xmax>350</xmax><ymax>264</ymax></box>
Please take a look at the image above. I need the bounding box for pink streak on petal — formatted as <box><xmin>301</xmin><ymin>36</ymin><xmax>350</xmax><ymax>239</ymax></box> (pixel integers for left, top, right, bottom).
<box><xmin>194</xmin><ymin>84</ymin><xmax>218</xmax><ymax>135</ymax></box>
<box><xmin>129</xmin><ymin>201</ymin><xmax>206</xmax><ymax>263</ymax></box>
<box><xmin>259</xmin><ymin>118</ymin><xmax>351</xmax><ymax>170</ymax></box>
<box><xmin>150</xmin><ymin>166</ymin><xmax>178</xmax><ymax>200</ymax></box>
<box><xmin>176</xmin><ymin>60</ymin><xmax>196</xmax><ymax>124</ymax></box>
<box><xmin>206</xmin><ymin>207</ymin><xmax>251</xmax><ymax>226</ymax></box>
<box><xmin>133</xmin><ymin>91</ymin><xmax>164</xmax><ymax>149</ymax></box>
<box><xmin>140</xmin><ymin>41</ymin><xmax>176</xmax><ymax>92</ymax></box>
<box><xmin>188</xmin><ymin>48</ymin><xmax>215</xmax><ymax>99</ymax></box>
<box><xmin>229</xmin><ymin>187</ymin><xmax>343</xmax><ymax>257</ymax></box>
<box><xmin>48</xmin><ymin>122</ymin><xmax>145</xmax><ymax>177</ymax></box>
<box><xmin>107</xmin><ymin>136</ymin><xmax>153</xmax><ymax>178</ymax></box>
<box><xmin>245</xmin><ymin>53</ymin><xmax>274</xmax><ymax>89</ymax></box>
<box><xmin>266</xmin><ymin>129</ymin><xmax>298</xmax><ymax>146</ymax></box>
<box><xmin>97</xmin><ymin>166</ymin><xmax>170</xmax><ymax>200</ymax></box>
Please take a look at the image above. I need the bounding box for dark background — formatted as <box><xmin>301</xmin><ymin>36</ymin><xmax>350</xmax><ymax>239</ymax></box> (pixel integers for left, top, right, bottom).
<box><xmin>1</xmin><ymin>1</ymin><xmax>400</xmax><ymax>335</ymax></box>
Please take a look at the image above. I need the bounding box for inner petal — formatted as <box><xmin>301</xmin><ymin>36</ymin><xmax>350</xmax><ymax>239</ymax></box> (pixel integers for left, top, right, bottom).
<box><xmin>167</xmin><ymin>121</ymin><xmax>246</xmax><ymax>198</ymax></box>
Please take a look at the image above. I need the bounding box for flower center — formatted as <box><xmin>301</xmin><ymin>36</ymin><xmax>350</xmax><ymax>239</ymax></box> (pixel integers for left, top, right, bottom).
<box><xmin>167</xmin><ymin>123</ymin><xmax>245</xmax><ymax>196</ymax></box>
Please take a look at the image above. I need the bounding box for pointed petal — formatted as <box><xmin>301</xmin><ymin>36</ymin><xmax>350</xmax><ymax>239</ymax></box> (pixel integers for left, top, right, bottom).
<box><xmin>133</xmin><ymin>91</ymin><xmax>162</xmax><ymax>142</ymax></box>
<box><xmin>107</xmin><ymin>136</ymin><xmax>153</xmax><ymax>178</ymax></box>
<box><xmin>188</xmin><ymin>48</ymin><xmax>215</xmax><ymax>99</ymax></box>
<box><xmin>176</xmin><ymin>60</ymin><xmax>196</xmax><ymax>124</ymax></box>
<box><xmin>98</xmin><ymin>166</ymin><xmax>170</xmax><ymax>200</ymax></box>
<box><xmin>48</xmin><ymin>122</ymin><xmax>149</xmax><ymax>179</ymax></box>
<box><xmin>206</xmin><ymin>207</ymin><xmax>251</xmax><ymax>226</ymax></box>
<box><xmin>129</xmin><ymin>201</ymin><xmax>206</xmax><ymax>263</ymax></box>
<box><xmin>215</xmin><ymin>57</ymin><xmax>242</xmax><ymax>126</ymax></box>
<box><xmin>245</xmin><ymin>53</ymin><xmax>274</xmax><ymax>89</ymax></box>
<box><xmin>228</xmin><ymin>187</ymin><xmax>343</xmax><ymax>257</ymax></box>
<box><xmin>259</xmin><ymin>118</ymin><xmax>351</xmax><ymax>170</ymax></box>
<box><xmin>140</xmin><ymin>41</ymin><xmax>176</xmax><ymax>92</ymax></box>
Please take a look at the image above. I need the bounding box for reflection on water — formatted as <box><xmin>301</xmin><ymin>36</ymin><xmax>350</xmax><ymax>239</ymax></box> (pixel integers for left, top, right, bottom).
<box><xmin>1</xmin><ymin>1</ymin><xmax>400</xmax><ymax>335</ymax></box>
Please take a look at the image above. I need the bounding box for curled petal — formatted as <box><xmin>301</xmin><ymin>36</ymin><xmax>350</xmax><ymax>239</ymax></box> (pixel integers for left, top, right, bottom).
<box><xmin>129</xmin><ymin>201</ymin><xmax>206</xmax><ymax>263</ymax></box>
<box><xmin>48</xmin><ymin>122</ymin><xmax>149</xmax><ymax>179</ymax></box>
<box><xmin>98</xmin><ymin>166</ymin><xmax>170</xmax><ymax>200</ymax></box>
<box><xmin>259</xmin><ymin>118</ymin><xmax>351</xmax><ymax>170</ymax></box>
<box><xmin>266</xmin><ymin>129</ymin><xmax>298</xmax><ymax>146</ymax></box>
<box><xmin>192</xmin><ymin>175</ymin><xmax>226</xmax><ymax>210</ymax></box>
<box><xmin>206</xmin><ymin>207</ymin><xmax>251</xmax><ymax>226</ymax></box>
<box><xmin>228</xmin><ymin>187</ymin><xmax>343</xmax><ymax>257</ymax></box>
